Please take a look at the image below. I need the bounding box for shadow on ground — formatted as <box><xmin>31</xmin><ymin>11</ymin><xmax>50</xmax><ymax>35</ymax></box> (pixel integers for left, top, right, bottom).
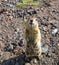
<box><xmin>0</xmin><ymin>53</ymin><xmax>26</xmax><ymax>65</ymax></box>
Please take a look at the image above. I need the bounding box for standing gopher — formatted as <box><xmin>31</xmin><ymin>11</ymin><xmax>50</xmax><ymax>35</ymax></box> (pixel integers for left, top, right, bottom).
<box><xmin>24</xmin><ymin>16</ymin><xmax>42</xmax><ymax>59</ymax></box>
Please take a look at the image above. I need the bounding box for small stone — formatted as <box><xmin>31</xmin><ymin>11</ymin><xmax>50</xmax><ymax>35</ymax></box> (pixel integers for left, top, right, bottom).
<box><xmin>1</xmin><ymin>52</ymin><xmax>11</xmax><ymax>60</ymax></box>
<box><xmin>0</xmin><ymin>41</ymin><xmax>4</xmax><ymax>48</ymax></box>
<box><xmin>25</xmin><ymin>63</ymin><xmax>31</xmax><ymax>65</ymax></box>
<box><xmin>43</xmin><ymin>16</ymin><xmax>49</xmax><ymax>21</ymax></box>
<box><xmin>33</xmin><ymin>59</ymin><xmax>38</xmax><ymax>64</ymax></box>
<box><xmin>0</xmin><ymin>51</ymin><xmax>3</xmax><ymax>56</ymax></box>
<box><xmin>46</xmin><ymin>52</ymin><xmax>52</xmax><ymax>57</ymax></box>
<box><xmin>42</xmin><ymin>44</ymin><xmax>49</xmax><ymax>53</ymax></box>
<box><xmin>16</xmin><ymin>28</ymin><xmax>19</xmax><ymax>32</ymax></box>
<box><xmin>30</xmin><ymin>59</ymin><xmax>38</xmax><ymax>65</ymax></box>
<box><xmin>18</xmin><ymin>39</ymin><xmax>24</xmax><ymax>46</ymax></box>
<box><xmin>6</xmin><ymin>4</ymin><xmax>14</xmax><ymax>8</ymax></box>
<box><xmin>51</xmin><ymin>28</ymin><xmax>58</xmax><ymax>35</ymax></box>
<box><xmin>0</xmin><ymin>3</ymin><xmax>2</xmax><ymax>6</ymax></box>
<box><xmin>0</xmin><ymin>60</ymin><xmax>3</xmax><ymax>63</ymax></box>
<box><xmin>43</xmin><ymin>26</ymin><xmax>49</xmax><ymax>34</ymax></box>
<box><xmin>5</xmin><ymin>43</ymin><xmax>13</xmax><ymax>51</ymax></box>
<box><xmin>0</xmin><ymin>9</ymin><xmax>4</xmax><ymax>14</ymax></box>
<box><xmin>9</xmin><ymin>16</ymin><xmax>13</xmax><ymax>20</ymax></box>
<box><xmin>5</xmin><ymin>0</ymin><xmax>7</xmax><ymax>1</ymax></box>
<box><xmin>13</xmin><ymin>46</ymin><xmax>22</xmax><ymax>55</ymax></box>
<box><xmin>13</xmin><ymin>49</ymin><xmax>18</xmax><ymax>54</ymax></box>
<box><xmin>17</xmin><ymin>9</ymin><xmax>24</xmax><ymax>17</ymax></box>
<box><xmin>46</xmin><ymin>38</ymin><xmax>50</xmax><ymax>44</ymax></box>
<box><xmin>57</xmin><ymin>43</ymin><xmax>59</xmax><ymax>46</ymax></box>
<box><xmin>27</xmin><ymin>9</ymin><xmax>37</xmax><ymax>15</ymax></box>
<box><xmin>43</xmin><ymin>0</ymin><xmax>51</xmax><ymax>6</ymax></box>
<box><xmin>43</xmin><ymin>26</ymin><xmax>47</xmax><ymax>31</ymax></box>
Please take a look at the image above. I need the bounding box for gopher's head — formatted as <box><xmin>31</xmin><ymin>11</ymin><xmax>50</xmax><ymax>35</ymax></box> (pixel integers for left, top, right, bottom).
<box><xmin>27</xmin><ymin>17</ymin><xmax>38</xmax><ymax>28</ymax></box>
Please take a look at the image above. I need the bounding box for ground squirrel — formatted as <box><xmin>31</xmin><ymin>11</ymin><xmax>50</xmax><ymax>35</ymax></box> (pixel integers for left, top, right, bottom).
<box><xmin>24</xmin><ymin>16</ymin><xmax>42</xmax><ymax>59</ymax></box>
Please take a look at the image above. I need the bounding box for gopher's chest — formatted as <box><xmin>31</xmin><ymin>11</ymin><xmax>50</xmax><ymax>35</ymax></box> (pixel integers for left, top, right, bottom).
<box><xmin>25</xmin><ymin>28</ymin><xmax>41</xmax><ymax>57</ymax></box>
<box><xmin>26</xmin><ymin>28</ymin><xmax>40</xmax><ymax>42</ymax></box>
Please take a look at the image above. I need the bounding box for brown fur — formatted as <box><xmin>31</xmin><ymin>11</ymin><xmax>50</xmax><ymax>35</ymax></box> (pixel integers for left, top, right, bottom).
<box><xmin>24</xmin><ymin>16</ymin><xmax>42</xmax><ymax>58</ymax></box>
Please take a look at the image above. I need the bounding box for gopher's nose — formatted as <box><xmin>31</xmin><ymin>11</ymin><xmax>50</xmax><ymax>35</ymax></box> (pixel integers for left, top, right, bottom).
<box><xmin>30</xmin><ymin>20</ymin><xmax>33</xmax><ymax>25</ymax></box>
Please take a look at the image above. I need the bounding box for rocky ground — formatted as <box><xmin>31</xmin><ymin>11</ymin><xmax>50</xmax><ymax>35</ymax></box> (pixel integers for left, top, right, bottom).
<box><xmin>0</xmin><ymin>0</ymin><xmax>59</xmax><ymax>65</ymax></box>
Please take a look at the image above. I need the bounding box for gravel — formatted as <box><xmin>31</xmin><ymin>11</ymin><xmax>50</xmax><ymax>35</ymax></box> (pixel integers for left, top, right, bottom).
<box><xmin>0</xmin><ymin>0</ymin><xmax>59</xmax><ymax>65</ymax></box>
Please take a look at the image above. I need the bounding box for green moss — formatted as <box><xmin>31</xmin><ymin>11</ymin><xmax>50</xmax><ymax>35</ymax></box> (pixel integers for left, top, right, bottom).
<box><xmin>23</xmin><ymin>0</ymin><xmax>33</xmax><ymax>3</ymax></box>
<box><xmin>16</xmin><ymin>3</ymin><xmax>26</xmax><ymax>7</ymax></box>
<box><xmin>16</xmin><ymin>0</ymin><xmax>39</xmax><ymax>7</ymax></box>
<box><xmin>30</xmin><ymin>1</ymin><xmax>39</xmax><ymax>6</ymax></box>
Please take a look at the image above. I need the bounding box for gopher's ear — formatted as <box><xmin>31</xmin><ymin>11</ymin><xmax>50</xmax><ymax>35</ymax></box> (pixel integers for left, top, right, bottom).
<box><xmin>23</xmin><ymin>16</ymin><xmax>30</xmax><ymax>23</ymax></box>
<box><xmin>24</xmin><ymin>17</ymin><xmax>28</xmax><ymax>23</ymax></box>
<box><xmin>20</xmin><ymin>17</ymin><xmax>27</xmax><ymax>23</ymax></box>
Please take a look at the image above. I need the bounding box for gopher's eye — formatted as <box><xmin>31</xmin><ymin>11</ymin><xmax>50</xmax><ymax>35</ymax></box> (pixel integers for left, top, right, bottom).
<box><xmin>35</xmin><ymin>19</ymin><xmax>38</xmax><ymax>21</ymax></box>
